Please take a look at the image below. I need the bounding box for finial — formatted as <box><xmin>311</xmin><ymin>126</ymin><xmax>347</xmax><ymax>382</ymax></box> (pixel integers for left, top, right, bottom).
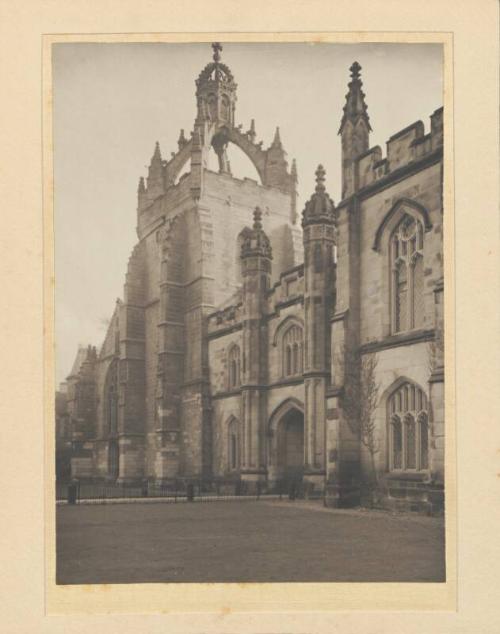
<box><xmin>152</xmin><ymin>141</ymin><xmax>162</xmax><ymax>161</ymax></box>
<box><xmin>315</xmin><ymin>164</ymin><xmax>326</xmax><ymax>192</ymax></box>
<box><xmin>253</xmin><ymin>206</ymin><xmax>263</xmax><ymax>230</ymax></box>
<box><xmin>350</xmin><ymin>61</ymin><xmax>361</xmax><ymax>80</ymax></box>
<box><xmin>248</xmin><ymin>118</ymin><xmax>256</xmax><ymax>140</ymax></box>
<box><xmin>272</xmin><ymin>126</ymin><xmax>282</xmax><ymax>147</ymax></box>
<box><xmin>212</xmin><ymin>42</ymin><xmax>222</xmax><ymax>62</ymax></box>
<box><xmin>178</xmin><ymin>128</ymin><xmax>187</xmax><ymax>149</ymax></box>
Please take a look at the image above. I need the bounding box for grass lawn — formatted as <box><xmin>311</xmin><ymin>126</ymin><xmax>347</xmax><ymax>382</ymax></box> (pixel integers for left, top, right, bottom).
<box><xmin>56</xmin><ymin>499</ymin><xmax>445</xmax><ymax>584</ymax></box>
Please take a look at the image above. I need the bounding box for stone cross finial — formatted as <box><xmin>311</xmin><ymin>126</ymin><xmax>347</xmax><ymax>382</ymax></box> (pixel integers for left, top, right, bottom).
<box><xmin>350</xmin><ymin>61</ymin><xmax>361</xmax><ymax>80</ymax></box>
<box><xmin>315</xmin><ymin>164</ymin><xmax>326</xmax><ymax>192</ymax></box>
<box><xmin>253</xmin><ymin>206</ymin><xmax>263</xmax><ymax>229</ymax></box>
<box><xmin>212</xmin><ymin>42</ymin><xmax>222</xmax><ymax>62</ymax></box>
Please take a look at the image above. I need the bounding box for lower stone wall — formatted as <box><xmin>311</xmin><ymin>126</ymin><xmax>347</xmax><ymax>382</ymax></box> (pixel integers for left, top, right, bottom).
<box><xmin>117</xmin><ymin>435</ymin><xmax>145</xmax><ymax>484</ymax></box>
<box><xmin>377</xmin><ymin>475</ymin><xmax>444</xmax><ymax>515</ymax></box>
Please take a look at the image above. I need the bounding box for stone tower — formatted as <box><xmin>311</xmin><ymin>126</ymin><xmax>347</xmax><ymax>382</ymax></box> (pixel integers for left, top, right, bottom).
<box><xmin>302</xmin><ymin>166</ymin><xmax>337</xmax><ymax>493</ymax></box>
<box><xmin>240</xmin><ymin>207</ymin><xmax>273</xmax><ymax>489</ymax></box>
<box><xmin>119</xmin><ymin>42</ymin><xmax>302</xmax><ymax>483</ymax></box>
<box><xmin>338</xmin><ymin>62</ymin><xmax>371</xmax><ymax>199</ymax></box>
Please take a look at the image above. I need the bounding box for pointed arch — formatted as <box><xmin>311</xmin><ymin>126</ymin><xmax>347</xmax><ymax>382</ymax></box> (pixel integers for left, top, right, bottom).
<box><xmin>226</xmin><ymin>414</ymin><xmax>240</xmax><ymax>472</ymax></box>
<box><xmin>165</xmin><ymin>139</ymin><xmax>193</xmax><ymax>187</ymax></box>
<box><xmin>272</xmin><ymin>315</ymin><xmax>304</xmax><ymax>347</ymax></box>
<box><xmin>268</xmin><ymin>397</ymin><xmax>305</xmax><ymax>435</ymax></box>
<box><xmin>273</xmin><ymin>316</ymin><xmax>304</xmax><ymax>378</ymax></box>
<box><xmin>385</xmin><ymin>377</ymin><xmax>429</xmax><ymax>472</ymax></box>
<box><xmin>372</xmin><ymin>197</ymin><xmax>432</xmax><ymax>252</ymax></box>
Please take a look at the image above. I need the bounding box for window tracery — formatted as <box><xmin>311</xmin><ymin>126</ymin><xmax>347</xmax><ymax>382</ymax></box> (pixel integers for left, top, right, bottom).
<box><xmin>391</xmin><ymin>214</ymin><xmax>425</xmax><ymax>333</ymax></box>
<box><xmin>227</xmin><ymin>417</ymin><xmax>239</xmax><ymax>471</ymax></box>
<box><xmin>388</xmin><ymin>382</ymin><xmax>429</xmax><ymax>471</ymax></box>
<box><xmin>282</xmin><ymin>325</ymin><xmax>303</xmax><ymax>377</ymax></box>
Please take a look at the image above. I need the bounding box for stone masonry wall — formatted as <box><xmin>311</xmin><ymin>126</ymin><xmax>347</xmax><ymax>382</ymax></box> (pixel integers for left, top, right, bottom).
<box><xmin>359</xmin><ymin>162</ymin><xmax>443</xmax><ymax>344</ymax></box>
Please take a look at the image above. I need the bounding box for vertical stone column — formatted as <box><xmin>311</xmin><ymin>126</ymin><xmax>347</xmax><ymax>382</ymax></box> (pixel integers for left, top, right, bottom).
<box><xmin>325</xmin><ymin>197</ymin><xmax>363</xmax><ymax>507</ymax></box>
<box><xmin>240</xmin><ymin>207</ymin><xmax>272</xmax><ymax>490</ymax></box>
<box><xmin>302</xmin><ymin>166</ymin><xmax>337</xmax><ymax>494</ymax></box>
<box><xmin>428</xmin><ymin>278</ymin><xmax>445</xmax><ymax>510</ymax></box>
<box><xmin>117</xmin><ymin>243</ymin><xmax>146</xmax><ymax>484</ymax></box>
<box><xmin>180</xmin><ymin>204</ymin><xmax>215</xmax><ymax>478</ymax></box>
<box><xmin>68</xmin><ymin>346</ymin><xmax>98</xmax><ymax>480</ymax></box>
<box><xmin>155</xmin><ymin>217</ymin><xmax>185</xmax><ymax>481</ymax></box>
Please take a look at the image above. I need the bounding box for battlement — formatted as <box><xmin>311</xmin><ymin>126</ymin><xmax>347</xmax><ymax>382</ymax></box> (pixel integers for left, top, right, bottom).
<box><xmin>356</xmin><ymin>107</ymin><xmax>443</xmax><ymax>191</ymax></box>
<box><xmin>267</xmin><ymin>263</ymin><xmax>304</xmax><ymax>311</ymax></box>
<box><xmin>207</xmin><ymin>302</ymin><xmax>243</xmax><ymax>338</ymax></box>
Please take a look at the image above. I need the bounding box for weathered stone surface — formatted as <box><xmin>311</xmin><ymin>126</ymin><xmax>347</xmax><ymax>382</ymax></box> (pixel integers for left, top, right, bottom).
<box><xmin>61</xmin><ymin>48</ymin><xmax>444</xmax><ymax>511</ymax></box>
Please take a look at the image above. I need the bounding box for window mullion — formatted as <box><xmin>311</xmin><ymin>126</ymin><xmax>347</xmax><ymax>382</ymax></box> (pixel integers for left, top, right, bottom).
<box><xmin>402</xmin><ymin>418</ymin><xmax>407</xmax><ymax>470</ymax></box>
<box><xmin>389</xmin><ymin>419</ymin><xmax>393</xmax><ymax>470</ymax></box>
<box><xmin>416</xmin><ymin>414</ymin><xmax>421</xmax><ymax>470</ymax></box>
<box><xmin>409</xmin><ymin>259</ymin><xmax>414</xmax><ymax>329</ymax></box>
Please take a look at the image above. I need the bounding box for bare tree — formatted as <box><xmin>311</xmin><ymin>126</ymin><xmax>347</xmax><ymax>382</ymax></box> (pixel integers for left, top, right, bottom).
<box><xmin>342</xmin><ymin>347</ymin><xmax>380</xmax><ymax>489</ymax></box>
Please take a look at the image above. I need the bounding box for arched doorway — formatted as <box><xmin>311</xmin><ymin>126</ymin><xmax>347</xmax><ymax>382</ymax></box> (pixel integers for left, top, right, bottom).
<box><xmin>277</xmin><ymin>408</ymin><xmax>304</xmax><ymax>479</ymax></box>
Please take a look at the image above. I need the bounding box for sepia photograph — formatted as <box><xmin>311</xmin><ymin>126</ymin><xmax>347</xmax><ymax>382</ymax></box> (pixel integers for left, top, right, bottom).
<box><xmin>53</xmin><ymin>40</ymin><xmax>446</xmax><ymax>586</ymax></box>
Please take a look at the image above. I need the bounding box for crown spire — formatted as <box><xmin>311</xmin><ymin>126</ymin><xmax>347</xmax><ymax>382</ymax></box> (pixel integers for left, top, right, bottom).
<box><xmin>338</xmin><ymin>61</ymin><xmax>372</xmax><ymax>134</ymax></box>
<box><xmin>315</xmin><ymin>164</ymin><xmax>326</xmax><ymax>192</ymax></box>
<box><xmin>212</xmin><ymin>42</ymin><xmax>222</xmax><ymax>62</ymax></box>
<box><xmin>196</xmin><ymin>42</ymin><xmax>237</xmax><ymax>129</ymax></box>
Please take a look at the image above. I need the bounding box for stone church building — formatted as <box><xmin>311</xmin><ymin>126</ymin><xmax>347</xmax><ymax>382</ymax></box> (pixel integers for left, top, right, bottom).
<box><xmin>61</xmin><ymin>44</ymin><xmax>444</xmax><ymax>510</ymax></box>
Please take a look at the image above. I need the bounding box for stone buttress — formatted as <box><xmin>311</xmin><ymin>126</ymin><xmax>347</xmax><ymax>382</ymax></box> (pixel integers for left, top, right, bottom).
<box><xmin>239</xmin><ymin>207</ymin><xmax>272</xmax><ymax>489</ymax></box>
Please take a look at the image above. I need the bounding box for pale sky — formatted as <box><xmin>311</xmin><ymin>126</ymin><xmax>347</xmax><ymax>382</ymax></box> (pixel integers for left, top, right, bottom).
<box><xmin>53</xmin><ymin>42</ymin><xmax>443</xmax><ymax>384</ymax></box>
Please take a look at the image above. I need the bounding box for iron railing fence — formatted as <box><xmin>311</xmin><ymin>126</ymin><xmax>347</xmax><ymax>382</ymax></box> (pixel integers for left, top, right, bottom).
<box><xmin>55</xmin><ymin>476</ymin><xmax>319</xmax><ymax>504</ymax></box>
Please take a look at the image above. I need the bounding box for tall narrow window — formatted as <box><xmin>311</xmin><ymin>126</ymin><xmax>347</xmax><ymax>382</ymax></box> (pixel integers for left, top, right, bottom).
<box><xmin>104</xmin><ymin>360</ymin><xmax>118</xmax><ymax>438</ymax></box>
<box><xmin>227</xmin><ymin>345</ymin><xmax>241</xmax><ymax>390</ymax></box>
<box><xmin>391</xmin><ymin>415</ymin><xmax>403</xmax><ymax>469</ymax></box>
<box><xmin>395</xmin><ymin>261</ymin><xmax>407</xmax><ymax>333</ymax></box>
<box><xmin>108</xmin><ymin>385</ymin><xmax>117</xmax><ymax>435</ymax></box>
<box><xmin>419</xmin><ymin>412</ymin><xmax>429</xmax><ymax>469</ymax></box>
<box><xmin>412</xmin><ymin>254</ymin><xmax>424</xmax><ymax>328</ymax></box>
<box><xmin>282</xmin><ymin>324</ymin><xmax>303</xmax><ymax>377</ymax></box>
<box><xmin>388</xmin><ymin>382</ymin><xmax>429</xmax><ymax>471</ymax></box>
<box><xmin>227</xmin><ymin>418</ymin><xmax>239</xmax><ymax>472</ymax></box>
<box><xmin>391</xmin><ymin>215</ymin><xmax>425</xmax><ymax>333</ymax></box>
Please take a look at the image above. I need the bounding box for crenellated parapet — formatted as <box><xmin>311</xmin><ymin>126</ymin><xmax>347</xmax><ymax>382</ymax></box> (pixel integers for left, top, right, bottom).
<box><xmin>207</xmin><ymin>302</ymin><xmax>244</xmax><ymax>338</ymax></box>
<box><xmin>355</xmin><ymin>107</ymin><xmax>443</xmax><ymax>194</ymax></box>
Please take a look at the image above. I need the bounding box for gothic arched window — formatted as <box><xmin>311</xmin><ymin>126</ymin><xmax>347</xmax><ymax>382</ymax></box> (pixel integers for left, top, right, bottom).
<box><xmin>282</xmin><ymin>325</ymin><xmax>303</xmax><ymax>377</ymax></box>
<box><xmin>391</xmin><ymin>214</ymin><xmax>425</xmax><ymax>333</ymax></box>
<box><xmin>227</xmin><ymin>417</ymin><xmax>239</xmax><ymax>471</ymax></box>
<box><xmin>108</xmin><ymin>385</ymin><xmax>117</xmax><ymax>435</ymax></box>
<box><xmin>388</xmin><ymin>381</ymin><xmax>429</xmax><ymax>471</ymax></box>
<box><xmin>104</xmin><ymin>360</ymin><xmax>118</xmax><ymax>437</ymax></box>
<box><xmin>227</xmin><ymin>345</ymin><xmax>241</xmax><ymax>390</ymax></box>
